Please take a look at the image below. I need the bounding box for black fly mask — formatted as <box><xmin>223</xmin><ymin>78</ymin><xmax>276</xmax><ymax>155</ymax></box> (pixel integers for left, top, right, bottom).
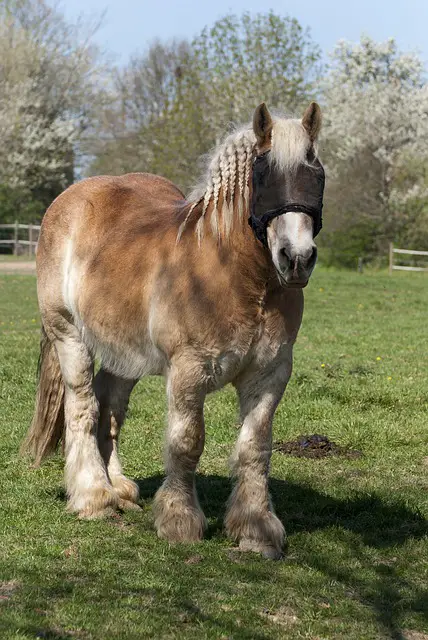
<box><xmin>248</xmin><ymin>150</ymin><xmax>325</xmax><ymax>247</ymax></box>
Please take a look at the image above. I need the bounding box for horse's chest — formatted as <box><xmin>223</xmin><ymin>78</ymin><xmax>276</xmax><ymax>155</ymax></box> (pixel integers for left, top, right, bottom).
<box><xmin>203</xmin><ymin>323</ymin><xmax>292</xmax><ymax>391</ymax></box>
<box><xmin>202</xmin><ymin>350</ymin><xmax>243</xmax><ymax>390</ymax></box>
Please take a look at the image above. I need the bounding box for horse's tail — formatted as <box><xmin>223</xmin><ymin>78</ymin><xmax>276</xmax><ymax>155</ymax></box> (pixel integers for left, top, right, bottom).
<box><xmin>21</xmin><ymin>325</ymin><xmax>65</xmax><ymax>465</ymax></box>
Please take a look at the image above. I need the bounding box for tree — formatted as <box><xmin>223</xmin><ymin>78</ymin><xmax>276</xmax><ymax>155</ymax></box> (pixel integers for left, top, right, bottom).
<box><xmin>89</xmin><ymin>39</ymin><xmax>193</xmax><ymax>179</ymax></box>
<box><xmin>90</xmin><ymin>12</ymin><xmax>322</xmax><ymax>192</ymax></box>
<box><xmin>322</xmin><ymin>36</ymin><xmax>428</xmax><ymax>256</ymax></box>
<box><xmin>0</xmin><ymin>0</ymin><xmax>105</xmax><ymax>223</ymax></box>
<box><xmin>190</xmin><ymin>12</ymin><xmax>321</xmax><ymax>141</ymax></box>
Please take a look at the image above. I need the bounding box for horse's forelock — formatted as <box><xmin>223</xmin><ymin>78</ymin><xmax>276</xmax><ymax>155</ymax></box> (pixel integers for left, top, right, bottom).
<box><xmin>270</xmin><ymin>118</ymin><xmax>312</xmax><ymax>173</ymax></box>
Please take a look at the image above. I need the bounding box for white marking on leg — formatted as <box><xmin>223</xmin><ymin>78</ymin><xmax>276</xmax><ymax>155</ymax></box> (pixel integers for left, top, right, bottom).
<box><xmin>226</xmin><ymin>349</ymin><xmax>293</xmax><ymax>557</ymax></box>
<box><xmin>56</xmin><ymin>334</ymin><xmax>116</xmax><ymax>517</ymax></box>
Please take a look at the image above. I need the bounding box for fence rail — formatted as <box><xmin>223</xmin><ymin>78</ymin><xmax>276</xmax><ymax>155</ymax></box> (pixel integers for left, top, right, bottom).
<box><xmin>0</xmin><ymin>222</ymin><xmax>41</xmax><ymax>256</ymax></box>
<box><xmin>389</xmin><ymin>242</ymin><xmax>428</xmax><ymax>274</ymax></box>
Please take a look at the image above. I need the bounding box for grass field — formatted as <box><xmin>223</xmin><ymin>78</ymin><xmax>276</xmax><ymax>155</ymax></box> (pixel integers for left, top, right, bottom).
<box><xmin>0</xmin><ymin>269</ymin><xmax>427</xmax><ymax>639</ymax></box>
<box><xmin>0</xmin><ymin>255</ymin><xmax>35</xmax><ymax>261</ymax></box>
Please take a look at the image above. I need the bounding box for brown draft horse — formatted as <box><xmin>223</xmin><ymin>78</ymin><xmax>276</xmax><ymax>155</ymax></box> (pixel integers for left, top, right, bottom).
<box><xmin>23</xmin><ymin>102</ymin><xmax>325</xmax><ymax>559</ymax></box>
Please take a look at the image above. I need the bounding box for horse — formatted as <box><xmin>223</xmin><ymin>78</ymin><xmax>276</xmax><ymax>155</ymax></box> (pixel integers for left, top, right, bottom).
<box><xmin>22</xmin><ymin>101</ymin><xmax>325</xmax><ymax>559</ymax></box>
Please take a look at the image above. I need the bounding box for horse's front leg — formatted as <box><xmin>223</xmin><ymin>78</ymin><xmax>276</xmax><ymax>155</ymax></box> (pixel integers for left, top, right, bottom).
<box><xmin>226</xmin><ymin>346</ymin><xmax>293</xmax><ymax>559</ymax></box>
<box><xmin>153</xmin><ymin>361</ymin><xmax>207</xmax><ymax>542</ymax></box>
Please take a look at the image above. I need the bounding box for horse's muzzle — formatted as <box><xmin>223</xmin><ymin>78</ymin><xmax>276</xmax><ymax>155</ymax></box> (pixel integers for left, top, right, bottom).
<box><xmin>277</xmin><ymin>246</ymin><xmax>317</xmax><ymax>287</ymax></box>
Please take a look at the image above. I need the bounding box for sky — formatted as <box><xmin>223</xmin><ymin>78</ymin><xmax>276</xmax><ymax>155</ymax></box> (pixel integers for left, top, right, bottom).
<box><xmin>63</xmin><ymin>0</ymin><xmax>428</xmax><ymax>66</ymax></box>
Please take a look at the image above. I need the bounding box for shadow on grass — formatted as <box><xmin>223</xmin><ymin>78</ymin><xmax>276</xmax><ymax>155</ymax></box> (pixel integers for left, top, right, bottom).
<box><xmin>1</xmin><ymin>577</ymin><xmax>270</xmax><ymax>640</ymax></box>
<box><xmin>11</xmin><ymin>627</ymin><xmax>75</xmax><ymax>640</ymax></box>
<box><xmin>308</xmin><ymin>538</ymin><xmax>428</xmax><ymax>640</ymax></box>
<box><xmin>41</xmin><ymin>473</ymin><xmax>428</xmax><ymax>639</ymax></box>
<box><xmin>136</xmin><ymin>473</ymin><xmax>428</xmax><ymax>639</ymax></box>
<box><xmin>136</xmin><ymin>473</ymin><xmax>428</xmax><ymax>548</ymax></box>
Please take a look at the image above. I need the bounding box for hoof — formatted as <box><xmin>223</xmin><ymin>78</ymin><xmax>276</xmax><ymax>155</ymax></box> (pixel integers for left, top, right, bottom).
<box><xmin>118</xmin><ymin>498</ymin><xmax>142</xmax><ymax>511</ymax></box>
<box><xmin>111</xmin><ymin>475</ymin><xmax>140</xmax><ymax>504</ymax></box>
<box><xmin>153</xmin><ymin>488</ymin><xmax>207</xmax><ymax>543</ymax></box>
<box><xmin>68</xmin><ymin>486</ymin><xmax>118</xmax><ymax>520</ymax></box>
<box><xmin>225</xmin><ymin>508</ymin><xmax>285</xmax><ymax>560</ymax></box>
<box><xmin>239</xmin><ymin>538</ymin><xmax>284</xmax><ymax>560</ymax></box>
<box><xmin>77</xmin><ymin>505</ymin><xmax>117</xmax><ymax>520</ymax></box>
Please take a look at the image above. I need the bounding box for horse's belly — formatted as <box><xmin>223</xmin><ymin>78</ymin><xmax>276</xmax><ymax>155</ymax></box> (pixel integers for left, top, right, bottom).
<box><xmin>82</xmin><ymin>325</ymin><xmax>166</xmax><ymax>379</ymax></box>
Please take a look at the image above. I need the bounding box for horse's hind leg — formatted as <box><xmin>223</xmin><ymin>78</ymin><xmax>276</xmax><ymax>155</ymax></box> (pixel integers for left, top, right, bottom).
<box><xmin>153</xmin><ymin>360</ymin><xmax>207</xmax><ymax>542</ymax></box>
<box><xmin>54</xmin><ymin>324</ymin><xmax>118</xmax><ymax>518</ymax></box>
<box><xmin>94</xmin><ymin>368</ymin><xmax>139</xmax><ymax>508</ymax></box>
<box><xmin>226</xmin><ymin>348</ymin><xmax>293</xmax><ymax>559</ymax></box>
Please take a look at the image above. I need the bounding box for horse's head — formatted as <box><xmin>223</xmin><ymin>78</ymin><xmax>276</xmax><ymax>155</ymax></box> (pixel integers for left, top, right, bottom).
<box><xmin>250</xmin><ymin>102</ymin><xmax>325</xmax><ymax>288</ymax></box>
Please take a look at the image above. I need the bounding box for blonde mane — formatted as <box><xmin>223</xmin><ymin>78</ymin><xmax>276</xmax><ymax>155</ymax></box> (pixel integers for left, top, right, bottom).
<box><xmin>180</xmin><ymin>116</ymin><xmax>311</xmax><ymax>242</ymax></box>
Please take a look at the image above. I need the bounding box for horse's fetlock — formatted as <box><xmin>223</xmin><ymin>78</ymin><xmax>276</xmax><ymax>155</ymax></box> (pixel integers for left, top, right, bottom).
<box><xmin>225</xmin><ymin>493</ymin><xmax>285</xmax><ymax>558</ymax></box>
<box><xmin>153</xmin><ymin>482</ymin><xmax>207</xmax><ymax>543</ymax></box>
<box><xmin>111</xmin><ymin>474</ymin><xmax>139</xmax><ymax>503</ymax></box>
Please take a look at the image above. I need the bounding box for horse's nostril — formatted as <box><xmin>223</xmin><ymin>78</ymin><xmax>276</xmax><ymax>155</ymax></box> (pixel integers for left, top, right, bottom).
<box><xmin>309</xmin><ymin>246</ymin><xmax>318</xmax><ymax>265</ymax></box>
<box><xmin>280</xmin><ymin>247</ymin><xmax>288</xmax><ymax>258</ymax></box>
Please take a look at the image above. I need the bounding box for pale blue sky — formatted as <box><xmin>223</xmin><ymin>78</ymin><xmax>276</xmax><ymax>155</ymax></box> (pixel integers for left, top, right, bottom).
<box><xmin>63</xmin><ymin>0</ymin><xmax>427</xmax><ymax>65</ymax></box>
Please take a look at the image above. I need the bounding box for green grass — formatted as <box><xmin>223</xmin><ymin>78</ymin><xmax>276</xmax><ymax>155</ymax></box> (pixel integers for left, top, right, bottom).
<box><xmin>0</xmin><ymin>269</ymin><xmax>427</xmax><ymax>639</ymax></box>
<box><xmin>0</xmin><ymin>255</ymin><xmax>35</xmax><ymax>262</ymax></box>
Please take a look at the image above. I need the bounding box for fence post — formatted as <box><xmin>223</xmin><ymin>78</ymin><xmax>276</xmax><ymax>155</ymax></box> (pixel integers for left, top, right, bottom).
<box><xmin>28</xmin><ymin>224</ymin><xmax>33</xmax><ymax>256</ymax></box>
<box><xmin>389</xmin><ymin>242</ymin><xmax>393</xmax><ymax>275</ymax></box>
<box><xmin>13</xmin><ymin>220</ymin><xmax>19</xmax><ymax>256</ymax></box>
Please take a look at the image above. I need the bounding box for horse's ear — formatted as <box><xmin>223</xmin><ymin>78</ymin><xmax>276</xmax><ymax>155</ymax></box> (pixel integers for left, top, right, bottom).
<box><xmin>253</xmin><ymin>103</ymin><xmax>273</xmax><ymax>146</ymax></box>
<box><xmin>302</xmin><ymin>102</ymin><xmax>322</xmax><ymax>142</ymax></box>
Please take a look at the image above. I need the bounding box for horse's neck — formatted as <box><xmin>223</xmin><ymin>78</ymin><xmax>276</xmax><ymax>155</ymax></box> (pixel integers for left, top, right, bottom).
<box><xmin>190</xmin><ymin>192</ymin><xmax>274</xmax><ymax>288</ymax></box>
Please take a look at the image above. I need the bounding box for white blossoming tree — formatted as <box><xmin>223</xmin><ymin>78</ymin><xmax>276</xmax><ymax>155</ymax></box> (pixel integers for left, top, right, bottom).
<box><xmin>0</xmin><ymin>0</ymin><xmax>104</xmax><ymax>222</ymax></box>
<box><xmin>323</xmin><ymin>36</ymin><xmax>428</xmax><ymax>251</ymax></box>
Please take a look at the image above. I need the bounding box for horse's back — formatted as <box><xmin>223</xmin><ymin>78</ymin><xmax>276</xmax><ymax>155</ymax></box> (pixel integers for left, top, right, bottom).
<box><xmin>36</xmin><ymin>173</ymin><xmax>186</xmax><ymax>336</ymax></box>
<box><xmin>39</xmin><ymin>173</ymin><xmax>185</xmax><ymax>250</ymax></box>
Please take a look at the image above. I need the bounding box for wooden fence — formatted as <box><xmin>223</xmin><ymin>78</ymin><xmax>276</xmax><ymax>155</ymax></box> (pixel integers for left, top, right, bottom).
<box><xmin>389</xmin><ymin>243</ymin><xmax>428</xmax><ymax>274</ymax></box>
<box><xmin>0</xmin><ymin>222</ymin><xmax>41</xmax><ymax>256</ymax></box>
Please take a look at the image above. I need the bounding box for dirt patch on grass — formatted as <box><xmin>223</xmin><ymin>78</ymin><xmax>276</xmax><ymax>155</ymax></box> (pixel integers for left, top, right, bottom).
<box><xmin>261</xmin><ymin>605</ymin><xmax>298</xmax><ymax>627</ymax></box>
<box><xmin>184</xmin><ymin>554</ymin><xmax>203</xmax><ymax>565</ymax></box>
<box><xmin>0</xmin><ymin>579</ymin><xmax>20</xmax><ymax>601</ymax></box>
<box><xmin>273</xmin><ymin>434</ymin><xmax>362</xmax><ymax>459</ymax></box>
<box><xmin>0</xmin><ymin>261</ymin><xmax>36</xmax><ymax>274</ymax></box>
